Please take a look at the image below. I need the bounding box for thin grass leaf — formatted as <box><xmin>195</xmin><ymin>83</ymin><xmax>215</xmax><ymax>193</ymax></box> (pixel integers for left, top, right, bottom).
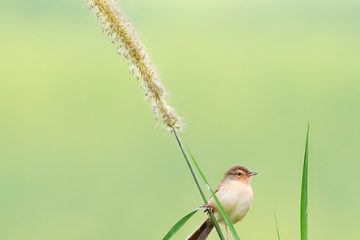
<box><xmin>162</xmin><ymin>208</ymin><xmax>199</xmax><ymax>240</ymax></box>
<box><xmin>275</xmin><ymin>215</ymin><xmax>281</xmax><ymax>240</ymax></box>
<box><xmin>300</xmin><ymin>124</ymin><xmax>310</xmax><ymax>240</ymax></box>
<box><xmin>187</xmin><ymin>149</ymin><xmax>241</xmax><ymax>240</ymax></box>
<box><xmin>172</xmin><ymin>130</ymin><xmax>225</xmax><ymax>240</ymax></box>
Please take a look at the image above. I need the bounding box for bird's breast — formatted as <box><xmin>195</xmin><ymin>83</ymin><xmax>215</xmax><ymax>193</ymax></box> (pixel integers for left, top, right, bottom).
<box><xmin>215</xmin><ymin>180</ymin><xmax>253</xmax><ymax>223</ymax></box>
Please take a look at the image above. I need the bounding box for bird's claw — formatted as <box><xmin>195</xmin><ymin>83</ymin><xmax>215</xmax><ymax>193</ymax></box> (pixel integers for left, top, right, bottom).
<box><xmin>200</xmin><ymin>204</ymin><xmax>214</xmax><ymax>213</ymax></box>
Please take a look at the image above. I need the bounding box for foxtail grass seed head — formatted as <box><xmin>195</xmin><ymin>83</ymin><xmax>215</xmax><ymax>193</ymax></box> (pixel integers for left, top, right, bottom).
<box><xmin>88</xmin><ymin>0</ymin><xmax>183</xmax><ymax>130</ymax></box>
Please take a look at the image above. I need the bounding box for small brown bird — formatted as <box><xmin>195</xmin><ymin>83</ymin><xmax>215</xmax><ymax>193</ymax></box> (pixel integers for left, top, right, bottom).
<box><xmin>188</xmin><ymin>166</ymin><xmax>257</xmax><ymax>240</ymax></box>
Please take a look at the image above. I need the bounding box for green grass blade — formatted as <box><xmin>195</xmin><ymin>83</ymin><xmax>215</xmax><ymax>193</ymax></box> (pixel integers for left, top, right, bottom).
<box><xmin>275</xmin><ymin>215</ymin><xmax>281</xmax><ymax>240</ymax></box>
<box><xmin>300</xmin><ymin>124</ymin><xmax>310</xmax><ymax>240</ymax></box>
<box><xmin>210</xmin><ymin>190</ymin><xmax>240</xmax><ymax>240</ymax></box>
<box><xmin>172</xmin><ymin>130</ymin><xmax>225</xmax><ymax>240</ymax></box>
<box><xmin>162</xmin><ymin>208</ymin><xmax>199</xmax><ymax>240</ymax></box>
<box><xmin>187</xmin><ymin>149</ymin><xmax>241</xmax><ymax>240</ymax></box>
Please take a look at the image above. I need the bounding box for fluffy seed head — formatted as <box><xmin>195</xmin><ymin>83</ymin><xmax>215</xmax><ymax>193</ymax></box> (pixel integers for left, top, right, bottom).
<box><xmin>88</xmin><ymin>0</ymin><xmax>183</xmax><ymax>130</ymax></box>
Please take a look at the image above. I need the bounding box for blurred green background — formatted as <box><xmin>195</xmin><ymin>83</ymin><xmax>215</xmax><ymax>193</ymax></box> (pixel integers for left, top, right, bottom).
<box><xmin>0</xmin><ymin>0</ymin><xmax>359</xmax><ymax>239</ymax></box>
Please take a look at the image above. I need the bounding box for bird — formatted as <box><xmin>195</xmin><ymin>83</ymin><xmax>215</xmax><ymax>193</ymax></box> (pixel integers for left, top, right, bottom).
<box><xmin>187</xmin><ymin>166</ymin><xmax>257</xmax><ymax>240</ymax></box>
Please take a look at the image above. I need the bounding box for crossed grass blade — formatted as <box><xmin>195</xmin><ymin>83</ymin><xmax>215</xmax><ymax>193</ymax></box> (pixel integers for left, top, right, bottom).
<box><xmin>162</xmin><ymin>208</ymin><xmax>199</xmax><ymax>240</ymax></box>
<box><xmin>187</xmin><ymin>149</ymin><xmax>241</xmax><ymax>240</ymax></box>
<box><xmin>172</xmin><ymin>130</ymin><xmax>225</xmax><ymax>240</ymax></box>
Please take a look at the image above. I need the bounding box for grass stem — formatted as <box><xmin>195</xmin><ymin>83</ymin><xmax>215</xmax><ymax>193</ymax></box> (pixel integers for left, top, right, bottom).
<box><xmin>172</xmin><ymin>128</ymin><xmax>225</xmax><ymax>240</ymax></box>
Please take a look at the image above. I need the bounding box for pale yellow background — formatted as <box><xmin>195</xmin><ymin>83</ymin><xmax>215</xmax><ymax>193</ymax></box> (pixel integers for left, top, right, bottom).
<box><xmin>0</xmin><ymin>0</ymin><xmax>359</xmax><ymax>239</ymax></box>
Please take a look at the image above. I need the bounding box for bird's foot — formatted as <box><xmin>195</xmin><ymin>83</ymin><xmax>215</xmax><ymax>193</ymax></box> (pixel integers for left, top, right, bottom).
<box><xmin>200</xmin><ymin>204</ymin><xmax>214</xmax><ymax>213</ymax></box>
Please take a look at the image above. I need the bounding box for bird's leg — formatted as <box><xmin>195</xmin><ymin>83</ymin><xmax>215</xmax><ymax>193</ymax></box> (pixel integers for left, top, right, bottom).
<box><xmin>200</xmin><ymin>204</ymin><xmax>214</xmax><ymax>213</ymax></box>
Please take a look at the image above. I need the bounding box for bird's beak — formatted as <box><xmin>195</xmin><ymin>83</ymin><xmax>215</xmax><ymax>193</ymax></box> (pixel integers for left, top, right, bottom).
<box><xmin>248</xmin><ymin>172</ymin><xmax>258</xmax><ymax>176</ymax></box>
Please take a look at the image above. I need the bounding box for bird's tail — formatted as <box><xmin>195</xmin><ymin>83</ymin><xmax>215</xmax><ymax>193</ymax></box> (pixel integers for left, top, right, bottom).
<box><xmin>187</xmin><ymin>218</ymin><xmax>214</xmax><ymax>240</ymax></box>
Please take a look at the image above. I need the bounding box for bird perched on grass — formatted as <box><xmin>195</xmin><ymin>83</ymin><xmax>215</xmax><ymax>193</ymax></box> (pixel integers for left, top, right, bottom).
<box><xmin>188</xmin><ymin>166</ymin><xmax>257</xmax><ymax>240</ymax></box>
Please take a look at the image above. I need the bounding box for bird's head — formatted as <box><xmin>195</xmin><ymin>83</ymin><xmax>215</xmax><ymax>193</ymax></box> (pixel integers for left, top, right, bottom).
<box><xmin>224</xmin><ymin>165</ymin><xmax>257</xmax><ymax>183</ymax></box>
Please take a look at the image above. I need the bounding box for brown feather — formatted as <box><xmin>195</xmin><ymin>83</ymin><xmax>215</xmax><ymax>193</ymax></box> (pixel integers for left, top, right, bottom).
<box><xmin>187</xmin><ymin>218</ymin><xmax>214</xmax><ymax>240</ymax></box>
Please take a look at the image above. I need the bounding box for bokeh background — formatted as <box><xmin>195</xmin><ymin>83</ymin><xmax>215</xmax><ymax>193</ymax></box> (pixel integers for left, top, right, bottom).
<box><xmin>0</xmin><ymin>0</ymin><xmax>359</xmax><ymax>239</ymax></box>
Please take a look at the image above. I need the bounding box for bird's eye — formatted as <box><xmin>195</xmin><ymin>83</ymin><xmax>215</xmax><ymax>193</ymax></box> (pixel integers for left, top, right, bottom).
<box><xmin>237</xmin><ymin>172</ymin><xmax>243</xmax><ymax>176</ymax></box>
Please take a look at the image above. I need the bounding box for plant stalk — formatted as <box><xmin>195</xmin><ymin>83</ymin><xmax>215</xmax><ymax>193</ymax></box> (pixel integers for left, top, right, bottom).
<box><xmin>172</xmin><ymin>128</ymin><xmax>225</xmax><ymax>240</ymax></box>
